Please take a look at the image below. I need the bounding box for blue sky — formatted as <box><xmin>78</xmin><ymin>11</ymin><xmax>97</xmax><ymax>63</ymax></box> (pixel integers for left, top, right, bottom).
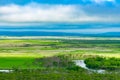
<box><xmin>0</xmin><ymin>0</ymin><xmax>120</xmax><ymax>33</ymax></box>
<box><xmin>0</xmin><ymin>0</ymin><xmax>119</xmax><ymax>5</ymax></box>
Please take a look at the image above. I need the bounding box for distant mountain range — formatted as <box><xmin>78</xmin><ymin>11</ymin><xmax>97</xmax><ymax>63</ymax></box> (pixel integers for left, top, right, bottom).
<box><xmin>97</xmin><ymin>32</ymin><xmax>120</xmax><ymax>37</ymax></box>
<box><xmin>0</xmin><ymin>31</ymin><xmax>119</xmax><ymax>37</ymax></box>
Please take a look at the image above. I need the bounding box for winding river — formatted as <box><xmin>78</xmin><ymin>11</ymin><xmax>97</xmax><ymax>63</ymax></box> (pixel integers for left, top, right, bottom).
<box><xmin>73</xmin><ymin>60</ymin><xmax>105</xmax><ymax>73</ymax></box>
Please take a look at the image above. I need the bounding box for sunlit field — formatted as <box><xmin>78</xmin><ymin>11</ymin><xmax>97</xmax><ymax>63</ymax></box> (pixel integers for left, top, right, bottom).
<box><xmin>0</xmin><ymin>37</ymin><xmax>120</xmax><ymax>80</ymax></box>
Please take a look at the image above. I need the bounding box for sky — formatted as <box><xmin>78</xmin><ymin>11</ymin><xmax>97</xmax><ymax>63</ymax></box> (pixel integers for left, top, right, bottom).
<box><xmin>0</xmin><ymin>0</ymin><xmax>120</xmax><ymax>33</ymax></box>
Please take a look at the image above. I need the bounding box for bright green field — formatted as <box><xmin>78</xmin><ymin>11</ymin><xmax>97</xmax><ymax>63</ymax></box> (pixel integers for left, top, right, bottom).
<box><xmin>0</xmin><ymin>38</ymin><xmax>120</xmax><ymax>69</ymax></box>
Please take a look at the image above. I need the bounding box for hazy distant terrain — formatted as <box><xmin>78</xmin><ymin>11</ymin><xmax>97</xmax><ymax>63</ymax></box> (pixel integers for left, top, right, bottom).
<box><xmin>0</xmin><ymin>23</ymin><xmax>120</xmax><ymax>37</ymax></box>
<box><xmin>0</xmin><ymin>31</ymin><xmax>120</xmax><ymax>37</ymax></box>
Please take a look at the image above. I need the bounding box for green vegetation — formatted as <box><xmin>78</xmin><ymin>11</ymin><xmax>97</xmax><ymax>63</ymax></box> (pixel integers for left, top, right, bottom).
<box><xmin>0</xmin><ymin>57</ymin><xmax>37</xmax><ymax>69</ymax></box>
<box><xmin>0</xmin><ymin>69</ymin><xmax>120</xmax><ymax>80</ymax></box>
<box><xmin>85</xmin><ymin>57</ymin><xmax>120</xmax><ymax>70</ymax></box>
<box><xmin>0</xmin><ymin>38</ymin><xmax>120</xmax><ymax>80</ymax></box>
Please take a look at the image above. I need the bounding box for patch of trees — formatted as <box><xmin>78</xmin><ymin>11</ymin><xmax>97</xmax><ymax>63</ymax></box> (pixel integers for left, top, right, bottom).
<box><xmin>85</xmin><ymin>57</ymin><xmax>120</xmax><ymax>70</ymax></box>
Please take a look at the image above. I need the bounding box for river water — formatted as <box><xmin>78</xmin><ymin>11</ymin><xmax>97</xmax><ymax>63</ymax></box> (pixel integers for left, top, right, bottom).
<box><xmin>73</xmin><ymin>60</ymin><xmax>105</xmax><ymax>73</ymax></box>
<box><xmin>0</xmin><ymin>70</ymin><xmax>13</xmax><ymax>73</ymax></box>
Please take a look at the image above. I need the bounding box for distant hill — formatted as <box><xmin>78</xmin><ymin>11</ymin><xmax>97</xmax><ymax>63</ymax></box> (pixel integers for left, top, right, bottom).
<box><xmin>99</xmin><ymin>32</ymin><xmax>120</xmax><ymax>37</ymax></box>
<box><xmin>0</xmin><ymin>31</ymin><xmax>120</xmax><ymax>37</ymax></box>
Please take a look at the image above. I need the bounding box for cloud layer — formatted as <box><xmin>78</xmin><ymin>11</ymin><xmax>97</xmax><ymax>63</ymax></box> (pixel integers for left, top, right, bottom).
<box><xmin>91</xmin><ymin>0</ymin><xmax>115</xmax><ymax>3</ymax></box>
<box><xmin>0</xmin><ymin>2</ymin><xmax>120</xmax><ymax>24</ymax></box>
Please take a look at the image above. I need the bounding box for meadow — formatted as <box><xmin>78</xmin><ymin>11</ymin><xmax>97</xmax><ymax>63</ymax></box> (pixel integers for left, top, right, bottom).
<box><xmin>0</xmin><ymin>37</ymin><xmax>120</xmax><ymax>80</ymax></box>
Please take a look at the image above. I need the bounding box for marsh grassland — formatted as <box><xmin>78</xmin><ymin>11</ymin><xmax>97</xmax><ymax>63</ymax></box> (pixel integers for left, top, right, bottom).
<box><xmin>0</xmin><ymin>37</ymin><xmax>120</xmax><ymax>80</ymax></box>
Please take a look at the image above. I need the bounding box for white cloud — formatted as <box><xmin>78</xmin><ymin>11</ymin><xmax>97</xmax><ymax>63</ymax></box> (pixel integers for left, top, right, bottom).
<box><xmin>82</xmin><ymin>0</ymin><xmax>115</xmax><ymax>4</ymax></box>
<box><xmin>0</xmin><ymin>3</ymin><xmax>120</xmax><ymax>25</ymax></box>
<box><xmin>0</xmin><ymin>3</ymin><xmax>81</xmax><ymax>22</ymax></box>
<box><xmin>92</xmin><ymin>0</ymin><xmax>115</xmax><ymax>3</ymax></box>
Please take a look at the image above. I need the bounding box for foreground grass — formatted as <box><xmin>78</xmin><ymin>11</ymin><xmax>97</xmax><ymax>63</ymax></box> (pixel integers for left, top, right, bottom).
<box><xmin>0</xmin><ymin>69</ymin><xmax>120</xmax><ymax>80</ymax></box>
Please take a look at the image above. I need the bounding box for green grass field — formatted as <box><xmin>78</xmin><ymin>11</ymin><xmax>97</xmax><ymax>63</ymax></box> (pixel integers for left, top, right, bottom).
<box><xmin>0</xmin><ymin>37</ymin><xmax>120</xmax><ymax>80</ymax></box>
<box><xmin>0</xmin><ymin>38</ymin><xmax>119</xmax><ymax>69</ymax></box>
